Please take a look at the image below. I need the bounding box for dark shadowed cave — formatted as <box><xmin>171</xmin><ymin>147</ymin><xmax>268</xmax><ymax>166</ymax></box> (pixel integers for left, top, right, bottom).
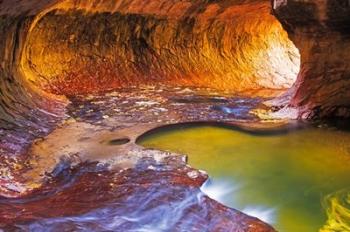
<box><xmin>0</xmin><ymin>0</ymin><xmax>349</xmax><ymax>231</ymax></box>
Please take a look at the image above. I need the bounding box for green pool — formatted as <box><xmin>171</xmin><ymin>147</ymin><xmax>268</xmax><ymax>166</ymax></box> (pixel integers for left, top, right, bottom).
<box><xmin>138</xmin><ymin>124</ymin><xmax>350</xmax><ymax>232</ymax></box>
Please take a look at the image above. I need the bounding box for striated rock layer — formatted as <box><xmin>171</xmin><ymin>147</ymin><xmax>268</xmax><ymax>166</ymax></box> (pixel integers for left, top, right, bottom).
<box><xmin>0</xmin><ymin>0</ymin><xmax>300</xmax><ymax>163</ymax></box>
<box><xmin>23</xmin><ymin>0</ymin><xmax>299</xmax><ymax>95</ymax></box>
<box><xmin>0</xmin><ymin>0</ymin><xmax>299</xmax><ymax>197</ymax></box>
<box><xmin>1</xmin><ymin>0</ymin><xmax>349</xmax><ymax>230</ymax></box>
<box><xmin>272</xmin><ymin>0</ymin><xmax>350</xmax><ymax>118</ymax></box>
<box><xmin>0</xmin><ymin>1</ymin><xmax>295</xmax><ymax>230</ymax></box>
<box><xmin>0</xmin><ymin>153</ymin><xmax>275</xmax><ymax>231</ymax></box>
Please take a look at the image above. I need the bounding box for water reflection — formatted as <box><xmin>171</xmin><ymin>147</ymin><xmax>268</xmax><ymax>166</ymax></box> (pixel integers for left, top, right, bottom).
<box><xmin>321</xmin><ymin>189</ymin><xmax>350</xmax><ymax>232</ymax></box>
<box><xmin>139</xmin><ymin>124</ymin><xmax>350</xmax><ymax>232</ymax></box>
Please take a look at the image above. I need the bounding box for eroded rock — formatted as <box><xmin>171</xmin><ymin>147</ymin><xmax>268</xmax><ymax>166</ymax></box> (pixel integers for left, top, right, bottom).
<box><xmin>272</xmin><ymin>0</ymin><xmax>350</xmax><ymax>119</ymax></box>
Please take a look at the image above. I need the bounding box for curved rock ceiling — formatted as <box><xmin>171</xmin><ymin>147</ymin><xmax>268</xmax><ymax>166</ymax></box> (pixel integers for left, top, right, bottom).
<box><xmin>0</xmin><ymin>1</ymin><xmax>301</xmax><ymax>194</ymax></box>
<box><xmin>272</xmin><ymin>0</ymin><xmax>350</xmax><ymax>118</ymax></box>
<box><xmin>0</xmin><ymin>0</ymin><xmax>349</xmax><ymax>226</ymax></box>
<box><xmin>22</xmin><ymin>0</ymin><xmax>299</xmax><ymax>95</ymax></box>
<box><xmin>2</xmin><ymin>0</ymin><xmax>350</xmax><ymax>192</ymax></box>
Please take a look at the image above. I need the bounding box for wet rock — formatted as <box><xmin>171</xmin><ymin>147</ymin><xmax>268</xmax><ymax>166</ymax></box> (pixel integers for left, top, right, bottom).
<box><xmin>3</xmin><ymin>0</ymin><xmax>349</xmax><ymax>230</ymax></box>
<box><xmin>0</xmin><ymin>162</ymin><xmax>275</xmax><ymax>232</ymax></box>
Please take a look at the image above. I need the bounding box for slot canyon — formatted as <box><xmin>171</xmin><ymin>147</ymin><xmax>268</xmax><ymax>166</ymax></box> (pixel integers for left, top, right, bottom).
<box><xmin>0</xmin><ymin>0</ymin><xmax>349</xmax><ymax>231</ymax></box>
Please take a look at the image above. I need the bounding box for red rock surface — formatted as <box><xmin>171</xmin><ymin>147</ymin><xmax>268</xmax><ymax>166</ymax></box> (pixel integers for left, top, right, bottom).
<box><xmin>1</xmin><ymin>0</ymin><xmax>350</xmax><ymax>230</ymax></box>
<box><xmin>272</xmin><ymin>0</ymin><xmax>350</xmax><ymax>118</ymax></box>
<box><xmin>18</xmin><ymin>0</ymin><xmax>298</xmax><ymax>95</ymax></box>
<box><xmin>0</xmin><ymin>143</ymin><xmax>276</xmax><ymax>231</ymax></box>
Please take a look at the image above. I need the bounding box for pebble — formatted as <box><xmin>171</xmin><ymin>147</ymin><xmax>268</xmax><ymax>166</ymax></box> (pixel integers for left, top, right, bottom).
<box><xmin>187</xmin><ymin>170</ymin><xmax>199</xmax><ymax>179</ymax></box>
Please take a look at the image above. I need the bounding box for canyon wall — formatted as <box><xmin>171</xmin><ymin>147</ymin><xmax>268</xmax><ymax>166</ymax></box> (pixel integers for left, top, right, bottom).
<box><xmin>23</xmin><ymin>0</ymin><xmax>299</xmax><ymax>95</ymax></box>
<box><xmin>0</xmin><ymin>0</ymin><xmax>299</xmax><ymax>197</ymax></box>
<box><xmin>1</xmin><ymin>0</ymin><xmax>350</xmax><ymax>196</ymax></box>
<box><xmin>0</xmin><ymin>0</ymin><xmax>301</xmax><ymax>152</ymax></box>
<box><xmin>272</xmin><ymin>0</ymin><xmax>350</xmax><ymax>118</ymax></box>
<box><xmin>0</xmin><ymin>9</ymin><xmax>68</xmax><ymax>196</ymax></box>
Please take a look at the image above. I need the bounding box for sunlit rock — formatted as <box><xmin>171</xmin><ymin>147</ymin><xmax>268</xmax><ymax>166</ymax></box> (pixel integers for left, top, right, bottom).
<box><xmin>0</xmin><ymin>0</ymin><xmax>350</xmax><ymax>231</ymax></box>
<box><xmin>272</xmin><ymin>0</ymin><xmax>350</xmax><ymax>118</ymax></box>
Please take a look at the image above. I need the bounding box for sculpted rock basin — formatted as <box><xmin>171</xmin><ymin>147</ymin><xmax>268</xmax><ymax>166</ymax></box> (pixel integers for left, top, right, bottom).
<box><xmin>1</xmin><ymin>0</ymin><xmax>350</xmax><ymax>231</ymax></box>
<box><xmin>138</xmin><ymin>123</ymin><xmax>350</xmax><ymax>232</ymax></box>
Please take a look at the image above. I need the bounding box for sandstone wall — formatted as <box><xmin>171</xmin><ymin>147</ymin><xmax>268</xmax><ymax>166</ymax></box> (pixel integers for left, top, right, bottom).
<box><xmin>0</xmin><ymin>0</ymin><xmax>299</xmax><ymax>163</ymax></box>
<box><xmin>22</xmin><ymin>0</ymin><xmax>299</xmax><ymax>95</ymax></box>
<box><xmin>272</xmin><ymin>0</ymin><xmax>350</xmax><ymax>118</ymax></box>
<box><xmin>0</xmin><ymin>0</ymin><xmax>301</xmax><ymax>151</ymax></box>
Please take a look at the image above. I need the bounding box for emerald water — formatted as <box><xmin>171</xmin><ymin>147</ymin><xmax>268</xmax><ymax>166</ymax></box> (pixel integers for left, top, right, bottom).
<box><xmin>138</xmin><ymin>124</ymin><xmax>350</xmax><ymax>232</ymax></box>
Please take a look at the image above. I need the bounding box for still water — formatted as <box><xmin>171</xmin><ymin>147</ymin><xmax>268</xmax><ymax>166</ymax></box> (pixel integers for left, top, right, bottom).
<box><xmin>138</xmin><ymin>123</ymin><xmax>350</xmax><ymax>232</ymax></box>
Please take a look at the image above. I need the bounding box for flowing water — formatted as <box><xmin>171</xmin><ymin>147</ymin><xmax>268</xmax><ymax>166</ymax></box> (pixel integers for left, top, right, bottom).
<box><xmin>138</xmin><ymin>123</ymin><xmax>350</xmax><ymax>232</ymax></box>
<box><xmin>0</xmin><ymin>87</ymin><xmax>274</xmax><ymax>231</ymax></box>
